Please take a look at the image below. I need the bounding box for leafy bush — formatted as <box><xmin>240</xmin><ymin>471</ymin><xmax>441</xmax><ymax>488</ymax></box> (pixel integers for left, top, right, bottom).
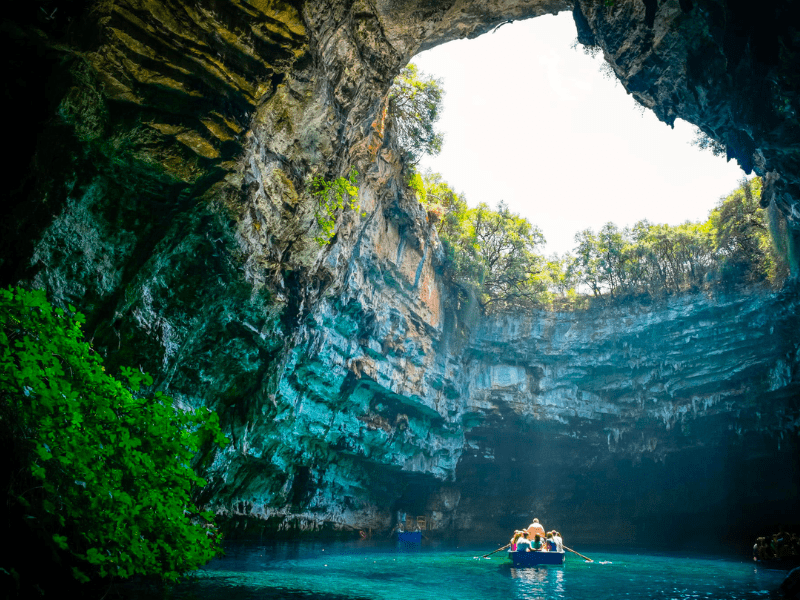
<box><xmin>308</xmin><ymin>167</ymin><xmax>359</xmax><ymax>246</ymax></box>
<box><xmin>0</xmin><ymin>287</ymin><xmax>227</xmax><ymax>586</ymax></box>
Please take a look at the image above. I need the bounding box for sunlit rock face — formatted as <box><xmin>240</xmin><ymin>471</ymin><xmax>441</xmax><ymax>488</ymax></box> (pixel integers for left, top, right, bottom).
<box><xmin>1</xmin><ymin>0</ymin><xmax>799</xmax><ymax>544</ymax></box>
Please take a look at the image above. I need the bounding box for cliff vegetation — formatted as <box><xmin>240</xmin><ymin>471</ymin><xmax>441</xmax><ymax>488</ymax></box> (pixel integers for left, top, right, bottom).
<box><xmin>415</xmin><ymin>170</ymin><xmax>793</xmax><ymax>312</ymax></box>
<box><xmin>1</xmin><ymin>288</ymin><xmax>227</xmax><ymax>593</ymax></box>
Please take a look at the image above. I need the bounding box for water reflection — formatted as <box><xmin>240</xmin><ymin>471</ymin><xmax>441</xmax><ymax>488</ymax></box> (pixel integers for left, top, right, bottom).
<box><xmin>509</xmin><ymin>567</ymin><xmax>565</xmax><ymax>599</ymax></box>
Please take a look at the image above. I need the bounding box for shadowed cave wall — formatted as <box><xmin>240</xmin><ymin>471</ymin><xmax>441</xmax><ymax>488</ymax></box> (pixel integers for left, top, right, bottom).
<box><xmin>1</xmin><ymin>0</ymin><xmax>799</xmax><ymax>548</ymax></box>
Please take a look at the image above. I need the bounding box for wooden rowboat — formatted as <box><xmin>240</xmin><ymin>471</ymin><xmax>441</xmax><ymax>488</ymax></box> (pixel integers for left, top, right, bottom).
<box><xmin>508</xmin><ymin>550</ymin><xmax>566</xmax><ymax>567</ymax></box>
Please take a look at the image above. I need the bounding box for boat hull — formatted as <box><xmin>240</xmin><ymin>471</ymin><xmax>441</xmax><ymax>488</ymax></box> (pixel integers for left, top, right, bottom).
<box><xmin>397</xmin><ymin>531</ymin><xmax>422</xmax><ymax>549</ymax></box>
<box><xmin>508</xmin><ymin>550</ymin><xmax>565</xmax><ymax>567</ymax></box>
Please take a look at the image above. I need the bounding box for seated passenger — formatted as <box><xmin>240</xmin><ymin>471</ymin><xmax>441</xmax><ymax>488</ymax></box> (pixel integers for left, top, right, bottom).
<box><xmin>516</xmin><ymin>532</ymin><xmax>533</xmax><ymax>552</ymax></box>
<box><xmin>531</xmin><ymin>534</ymin><xmax>544</xmax><ymax>551</ymax></box>
<box><xmin>554</xmin><ymin>531</ymin><xmax>564</xmax><ymax>552</ymax></box>
<box><xmin>546</xmin><ymin>532</ymin><xmax>556</xmax><ymax>552</ymax></box>
<box><xmin>527</xmin><ymin>518</ymin><xmax>546</xmax><ymax>540</ymax></box>
<box><xmin>510</xmin><ymin>530</ymin><xmax>523</xmax><ymax>551</ymax></box>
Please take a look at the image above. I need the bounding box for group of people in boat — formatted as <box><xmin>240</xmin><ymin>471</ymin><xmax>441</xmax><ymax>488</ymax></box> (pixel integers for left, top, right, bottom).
<box><xmin>753</xmin><ymin>526</ymin><xmax>800</xmax><ymax>562</ymax></box>
<box><xmin>510</xmin><ymin>518</ymin><xmax>564</xmax><ymax>553</ymax></box>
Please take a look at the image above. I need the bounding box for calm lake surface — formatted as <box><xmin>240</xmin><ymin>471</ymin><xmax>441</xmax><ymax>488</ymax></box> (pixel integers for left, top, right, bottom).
<box><xmin>134</xmin><ymin>540</ymin><xmax>789</xmax><ymax>600</ymax></box>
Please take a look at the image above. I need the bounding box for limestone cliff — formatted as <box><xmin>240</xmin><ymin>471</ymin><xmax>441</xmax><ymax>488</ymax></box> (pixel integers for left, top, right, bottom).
<box><xmin>1</xmin><ymin>0</ymin><xmax>798</xmax><ymax>545</ymax></box>
<box><xmin>457</xmin><ymin>289</ymin><xmax>800</xmax><ymax>543</ymax></box>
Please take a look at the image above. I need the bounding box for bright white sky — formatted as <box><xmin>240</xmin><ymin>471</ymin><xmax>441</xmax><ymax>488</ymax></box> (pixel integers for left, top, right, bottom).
<box><xmin>412</xmin><ymin>12</ymin><xmax>745</xmax><ymax>256</ymax></box>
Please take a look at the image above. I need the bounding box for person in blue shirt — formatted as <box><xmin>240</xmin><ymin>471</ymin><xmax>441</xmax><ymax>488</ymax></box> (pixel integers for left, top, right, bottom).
<box><xmin>545</xmin><ymin>532</ymin><xmax>557</xmax><ymax>552</ymax></box>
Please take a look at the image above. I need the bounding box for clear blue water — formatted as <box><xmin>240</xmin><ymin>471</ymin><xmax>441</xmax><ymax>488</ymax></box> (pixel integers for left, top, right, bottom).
<box><xmin>140</xmin><ymin>541</ymin><xmax>789</xmax><ymax>600</ymax></box>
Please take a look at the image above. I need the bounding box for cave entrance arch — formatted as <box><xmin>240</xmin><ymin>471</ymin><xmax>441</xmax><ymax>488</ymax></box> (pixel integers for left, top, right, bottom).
<box><xmin>407</xmin><ymin>12</ymin><xmax>744</xmax><ymax>257</ymax></box>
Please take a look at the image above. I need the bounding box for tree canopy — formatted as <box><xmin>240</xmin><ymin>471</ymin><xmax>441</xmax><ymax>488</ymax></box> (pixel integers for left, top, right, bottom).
<box><xmin>387</xmin><ymin>64</ymin><xmax>444</xmax><ymax>164</ymax></box>
<box><xmin>414</xmin><ymin>171</ymin><xmax>547</xmax><ymax>311</ymax></box>
<box><xmin>413</xmin><ymin>173</ymin><xmax>791</xmax><ymax>313</ymax></box>
<box><xmin>560</xmin><ymin>177</ymin><xmax>789</xmax><ymax>299</ymax></box>
<box><xmin>470</xmin><ymin>202</ymin><xmax>546</xmax><ymax>310</ymax></box>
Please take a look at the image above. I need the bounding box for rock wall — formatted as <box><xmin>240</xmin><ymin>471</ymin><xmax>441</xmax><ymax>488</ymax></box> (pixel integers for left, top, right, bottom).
<box><xmin>456</xmin><ymin>289</ymin><xmax>800</xmax><ymax>545</ymax></box>
<box><xmin>1</xmin><ymin>0</ymin><xmax>799</xmax><ymax>545</ymax></box>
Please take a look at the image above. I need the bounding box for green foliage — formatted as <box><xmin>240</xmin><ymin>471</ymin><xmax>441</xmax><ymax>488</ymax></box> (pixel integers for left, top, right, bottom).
<box><xmin>416</xmin><ymin>170</ymin><xmax>469</xmax><ymax>240</ymax></box>
<box><xmin>469</xmin><ymin>202</ymin><xmax>547</xmax><ymax>311</ymax></box>
<box><xmin>0</xmin><ymin>287</ymin><xmax>228</xmax><ymax>584</ymax></box>
<box><xmin>414</xmin><ymin>172</ymin><xmax>788</xmax><ymax>311</ymax></box>
<box><xmin>309</xmin><ymin>167</ymin><xmax>359</xmax><ymax>246</ymax></box>
<box><xmin>408</xmin><ymin>170</ymin><xmax>426</xmax><ymax>204</ymax></box>
<box><xmin>567</xmin><ymin>178</ymin><xmax>788</xmax><ymax>299</ymax></box>
<box><xmin>541</xmin><ymin>254</ymin><xmax>580</xmax><ymax>299</ymax></box>
<box><xmin>414</xmin><ymin>173</ymin><xmax>547</xmax><ymax>312</ymax></box>
<box><xmin>571</xmin><ymin>219</ymin><xmax>717</xmax><ymax>298</ymax></box>
<box><xmin>710</xmin><ymin>177</ymin><xmax>788</xmax><ymax>283</ymax></box>
<box><xmin>415</xmin><ymin>171</ymin><xmax>480</xmax><ymax>297</ymax></box>
<box><xmin>388</xmin><ymin>64</ymin><xmax>444</xmax><ymax>164</ymax></box>
<box><xmin>766</xmin><ymin>200</ymin><xmax>798</xmax><ymax>278</ymax></box>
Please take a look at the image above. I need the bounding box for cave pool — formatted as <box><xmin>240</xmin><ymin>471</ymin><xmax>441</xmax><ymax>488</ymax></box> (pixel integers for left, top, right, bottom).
<box><xmin>130</xmin><ymin>540</ymin><xmax>790</xmax><ymax>599</ymax></box>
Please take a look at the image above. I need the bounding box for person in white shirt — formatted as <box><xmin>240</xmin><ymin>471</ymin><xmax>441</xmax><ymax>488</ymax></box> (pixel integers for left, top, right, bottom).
<box><xmin>516</xmin><ymin>532</ymin><xmax>533</xmax><ymax>552</ymax></box>
<box><xmin>553</xmin><ymin>531</ymin><xmax>564</xmax><ymax>552</ymax></box>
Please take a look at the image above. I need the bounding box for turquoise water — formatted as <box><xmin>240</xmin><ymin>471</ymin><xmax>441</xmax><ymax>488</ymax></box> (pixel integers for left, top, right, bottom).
<box><xmin>142</xmin><ymin>541</ymin><xmax>788</xmax><ymax>599</ymax></box>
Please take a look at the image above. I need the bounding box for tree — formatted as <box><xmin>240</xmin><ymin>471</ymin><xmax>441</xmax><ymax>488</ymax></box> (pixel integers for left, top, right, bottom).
<box><xmin>622</xmin><ymin>219</ymin><xmax>660</xmax><ymax>292</ymax></box>
<box><xmin>0</xmin><ymin>287</ymin><xmax>227</xmax><ymax>591</ymax></box>
<box><xmin>710</xmin><ymin>177</ymin><xmax>774</xmax><ymax>282</ymax></box>
<box><xmin>670</xmin><ymin>221</ymin><xmax>715</xmax><ymax>288</ymax></box>
<box><xmin>388</xmin><ymin>64</ymin><xmax>445</xmax><ymax>164</ymax></box>
<box><xmin>542</xmin><ymin>254</ymin><xmax>577</xmax><ymax>298</ymax></box>
<box><xmin>415</xmin><ymin>179</ymin><xmax>548</xmax><ymax>311</ymax></box>
<box><xmin>413</xmin><ymin>171</ymin><xmax>483</xmax><ymax>296</ymax></box>
<box><xmin>572</xmin><ymin>228</ymin><xmax>603</xmax><ymax>297</ymax></box>
<box><xmin>597</xmin><ymin>222</ymin><xmax>627</xmax><ymax>296</ymax></box>
<box><xmin>469</xmin><ymin>202</ymin><xmax>546</xmax><ymax>311</ymax></box>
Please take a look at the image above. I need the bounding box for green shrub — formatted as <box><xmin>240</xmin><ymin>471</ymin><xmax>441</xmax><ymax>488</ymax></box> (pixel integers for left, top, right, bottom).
<box><xmin>0</xmin><ymin>287</ymin><xmax>227</xmax><ymax>585</ymax></box>
<box><xmin>308</xmin><ymin>167</ymin><xmax>359</xmax><ymax>246</ymax></box>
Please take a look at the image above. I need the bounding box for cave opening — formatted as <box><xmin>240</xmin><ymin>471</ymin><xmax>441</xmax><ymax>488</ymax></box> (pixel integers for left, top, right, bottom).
<box><xmin>409</xmin><ymin>12</ymin><xmax>745</xmax><ymax>257</ymax></box>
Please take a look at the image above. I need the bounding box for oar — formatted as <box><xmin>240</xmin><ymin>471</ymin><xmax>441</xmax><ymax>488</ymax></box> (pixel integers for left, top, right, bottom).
<box><xmin>563</xmin><ymin>545</ymin><xmax>594</xmax><ymax>562</ymax></box>
<box><xmin>482</xmin><ymin>543</ymin><xmax>511</xmax><ymax>558</ymax></box>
